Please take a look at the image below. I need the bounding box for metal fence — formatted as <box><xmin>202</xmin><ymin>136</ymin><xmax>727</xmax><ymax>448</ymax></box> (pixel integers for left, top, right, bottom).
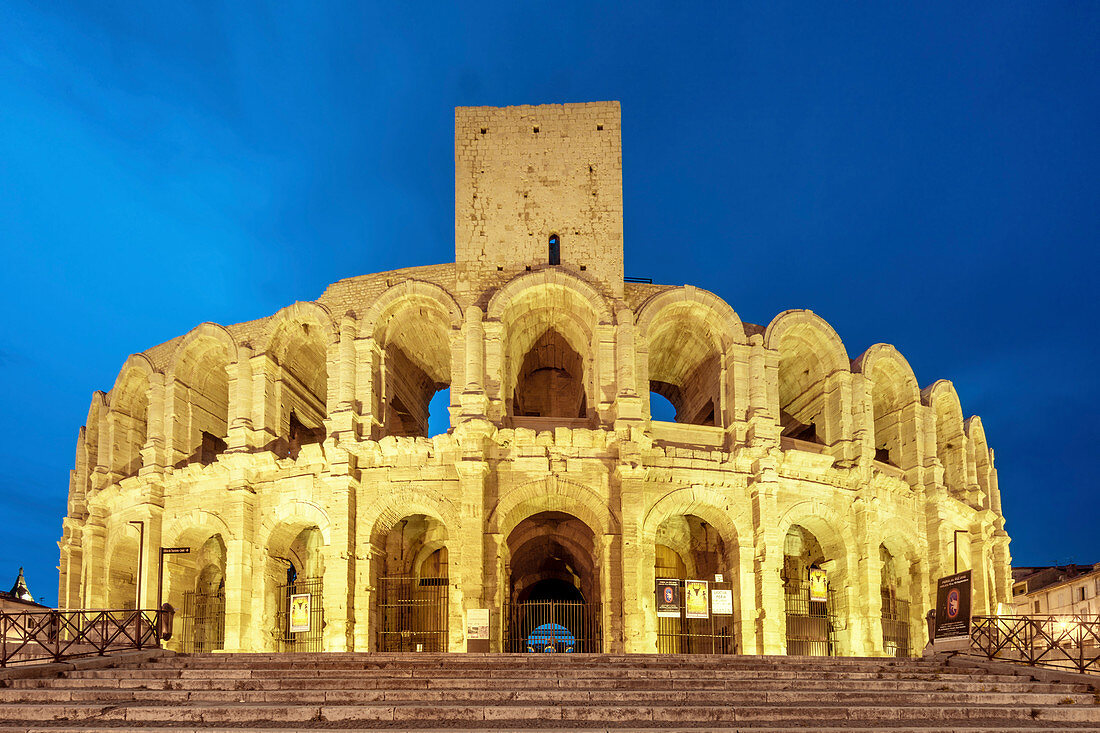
<box><xmin>971</xmin><ymin>614</ymin><xmax>1100</xmax><ymax>675</ymax></box>
<box><xmin>656</xmin><ymin>580</ymin><xmax>736</xmax><ymax>654</ymax></box>
<box><xmin>1</xmin><ymin>608</ymin><xmax>164</xmax><ymax>667</ymax></box>
<box><xmin>881</xmin><ymin>592</ymin><xmax>911</xmax><ymax>657</ymax></box>
<box><xmin>180</xmin><ymin>591</ymin><xmax>225</xmax><ymax>653</ymax></box>
<box><xmin>505</xmin><ymin>600</ymin><xmax>602</xmax><ymax>653</ymax></box>
<box><xmin>377</xmin><ymin>575</ymin><xmax>449</xmax><ymax>652</ymax></box>
<box><xmin>784</xmin><ymin>579</ymin><xmax>838</xmax><ymax>656</ymax></box>
<box><xmin>275</xmin><ymin>576</ymin><xmax>324</xmax><ymax>652</ymax></box>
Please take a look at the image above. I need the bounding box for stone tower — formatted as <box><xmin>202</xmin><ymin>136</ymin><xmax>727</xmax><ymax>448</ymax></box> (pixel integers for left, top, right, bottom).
<box><xmin>454</xmin><ymin>102</ymin><xmax>624</xmax><ymax>297</ymax></box>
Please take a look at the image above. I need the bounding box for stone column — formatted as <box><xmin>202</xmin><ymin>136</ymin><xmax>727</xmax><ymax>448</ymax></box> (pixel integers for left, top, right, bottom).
<box><xmin>82</xmin><ymin>507</ymin><xmax>108</xmax><ymax>609</ymax></box>
<box><xmin>226</xmin><ymin>344</ymin><xmax>254</xmax><ymax>452</ymax></box>
<box><xmin>321</xmin><ymin>476</ymin><xmax>354</xmax><ymax>651</ymax></box>
<box><xmin>750</xmin><ymin>456</ymin><xmax>783</xmax><ymax>655</ymax></box>
<box><xmin>221</xmin><ymin>493</ymin><xmax>256</xmax><ymax>652</ymax></box>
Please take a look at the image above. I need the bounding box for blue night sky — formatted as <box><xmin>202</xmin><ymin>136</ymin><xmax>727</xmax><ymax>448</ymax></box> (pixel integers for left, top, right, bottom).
<box><xmin>0</xmin><ymin>2</ymin><xmax>1097</xmax><ymax>605</ymax></box>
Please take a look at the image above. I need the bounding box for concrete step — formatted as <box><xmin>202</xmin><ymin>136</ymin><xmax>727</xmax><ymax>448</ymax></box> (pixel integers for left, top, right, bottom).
<box><xmin>0</xmin><ymin>701</ymin><xmax>1098</xmax><ymax>725</ymax></box>
<box><xmin>5</xmin><ymin>727</ymin><xmax>1100</xmax><ymax>733</ymax></box>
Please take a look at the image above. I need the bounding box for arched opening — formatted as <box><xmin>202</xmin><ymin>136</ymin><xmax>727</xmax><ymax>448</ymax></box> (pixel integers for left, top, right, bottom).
<box><xmin>770</xmin><ymin>318</ymin><xmax>847</xmax><ymax>450</ymax></box>
<box><xmin>171</xmin><ymin>336</ymin><xmax>230</xmax><ymax>467</ymax></box>
<box><xmin>929</xmin><ymin>383</ymin><xmax>967</xmax><ymax>500</ymax></box>
<box><xmin>106</xmin><ymin>529</ymin><xmax>140</xmax><ymax>610</ymax></box>
<box><xmin>865</xmin><ymin>352</ymin><xmax>918</xmax><ymax>470</ymax></box>
<box><xmin>373</xmin><ymin>297</ymin><xmax>453</xmax><ymax>439</ymax></box>
<box><xmin>783</xmin><ymin>525</ymin><xmax>840</xmax><ymax>656</ymax></box>
<box><xmin>646</xmin><ymin>306</ymin><xmax>723</xmax><ymax>427</ymax></box>
<box><xmin>548</xmin><ymin>233</ymin><xmax>560</xmax><ymax>265</ymax></box>
<box><xmin>109</xmin><ymin>370</ymin><xmax>149</xmax><ymax>478</ymax></box>
<box><xmin>265</xmin><ymin>524</ymin><xmax>325</xmax><ymax>652</ymax></box>
<box><xmin>374</xmin><ymin>514</ymin><xmax>449</xmax><ymax>652</ymax></box>
<box><xmin>879</xmin><ymin>544</ymin><xmax>911</xmax><ymax>657</ymax></box>
<box><xmin>653</xmin><ymin>515</ymin><xmax>735</xmax><ymax>654</ymax></box>
<box><xmin>169</xmin><ymin>534</ymin><xmax>226</xmax><ymax>654</ymax></box>
<box><xmin>268</xmin><ymin>321</ymin><xmax>328</xmax><ymax>458</ymax></box>
<box><xmin>513</xmin><ymin>329</ymin><xmax>587</xmax><ymax>419</ymax></box>
<box><xmin>504</xmin><ymin>511</ymin><xmax>601</xmax><ymax>652</ymax></box>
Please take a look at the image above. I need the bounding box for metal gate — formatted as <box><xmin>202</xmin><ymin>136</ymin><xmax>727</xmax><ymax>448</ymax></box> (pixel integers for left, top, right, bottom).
<box><xmin>377</xmin><ymin>575</ymin><xmax>448</xmax><ymax>652</ymax></box>
<box><xmin>880</xmin><ymin>591</ymin><xmax>911</xmax><ymax>657</ymax></box>
<box><xmin>656</xmin><ymin>580</ymin><xmax>736</xmax><ymax>654</ymax></box>
<box><xmin>784</xmin><ymin>579</ymin><xmax>838</xmax><ymax>656</ymax></box>
<box><xmin>505</xmin><ymin>600</ymin><xmax>601</xmax><ymax>653</ymax></box>
<box><xmin>179</xmin><ymin>590</ymin><xmax>225</xmax><ymax>653</ymax></box>
<box><xmin>275</xmin><ymin>576</ymin><xmax>324</xmax><ymax>652</ymax></box>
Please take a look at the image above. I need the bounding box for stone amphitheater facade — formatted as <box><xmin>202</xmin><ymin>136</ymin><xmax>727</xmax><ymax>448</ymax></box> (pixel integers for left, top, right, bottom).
<box><xmin>58</xmin><ymin>102</ymin><xmax>1011</xmax><ymax>656</ymax></box>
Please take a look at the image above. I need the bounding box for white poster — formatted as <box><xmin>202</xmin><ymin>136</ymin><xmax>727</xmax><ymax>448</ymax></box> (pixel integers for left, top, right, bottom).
<box><xmin>711</xmin><ymin>588</ymin><xmax>733</xmax><ymax>616</ymax></box>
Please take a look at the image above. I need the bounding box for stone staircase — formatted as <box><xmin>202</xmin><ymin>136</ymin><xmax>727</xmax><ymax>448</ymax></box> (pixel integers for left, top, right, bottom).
<box><xmin>1</xmin><ymin>652</ymin><xmax>1099</xmax><ymax>731</ymax></box>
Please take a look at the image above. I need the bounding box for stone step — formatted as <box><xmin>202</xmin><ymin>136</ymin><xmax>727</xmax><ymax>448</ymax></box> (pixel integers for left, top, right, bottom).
<box><xmin>0</xmin><ymin>686</ymin><xmax>1093</xmax><ymax>707</ymax></box>
<box><xmin>16</xmin><ymin>674</ymin><xmax>1086</xmax><ymax>694</ymax></box>
<box><xmin>0</xmin><ymin>701</ymin><xmax>1098</xmax><ymax>725</ymax></box>
<box><xmin>5</xmin><ymin>727</ymin><xmax>1100</xmax><ymax>733</ymax></box>
<box><xmin>63</xmin><ymin>666</ymin><xmax>1031</xmax><ymax>683</ymax></box>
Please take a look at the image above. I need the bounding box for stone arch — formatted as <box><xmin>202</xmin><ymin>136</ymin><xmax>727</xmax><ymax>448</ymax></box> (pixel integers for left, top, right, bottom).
<box><xmin>635</xmin><ymin>287</ymin><xmax>747</xmax><ymax>426</ymax></box>
<box><xmin>104</xmin><ymin>514</ymin><xmax>145</xmax><ymax>610</ymax></box>
<box><xmin>487</xmin><ymin>271</ymin><xmax>614</xmax><ymax>421</ymax></box>
<box><xmin>922</xmin><ymin>380</ymin><xmax>967</xmax><ymax>498</ymax></box>
<box><xmin>263</xmin><ymin>302</ymin><xmax>336</xmax><ymax>454</ymax></box>
<box><xmin>361</xmin><ymin>281</ymin><xmax>461</xmax><ymax>438</ymax></box>
<box><xmin>160</xmin><ymin>509</ymin><xmax>232</xmax><ymax>652</ymax></box>
<box><xmin>106</xmin><ymin>354</ymin><xmax>157</xmax><ymax>478</ymax></box>
<box><xmin>966</xmin><ymin>416</ymin><xmax>993</xmax><ymax>510</ymax></box>
<box><xmin>854</xmin><ymin>344</ymin><xmax>921</xmax><ymax>470</ymax></box>
<box><xmin>162</xmin><ymin>509</ymin><xmax>234</xmax><ymax>549</ymax></box>
<box><xmin>258</xmin><ymin>500</ymin><xmax>333</xmax><ymax>553</ymax></box>
<box><xmin>166</xmin><ymin>323</ymin><xmax>237</xmax><ymax>466</ymax></box>
<box><xmin>765</xmin><ymin>310</ymin><xmax>850</xmax><ymax>449</ymax></box>
<box><xmin>365</xmin><ymin>489</ymin><xmax>460</xmax><ymax>550</ymax></box>
<box><xmin>490</xmin><ymin>475</ymin><xmax>617</xmax><ymax>540</ymax></box>
<box><xmin>775</xmin><ymin>500</ymin><xmax>854</xmax><ymax>563</ymax></box>
<box><xmin>641</xmin><ymin>486</ymin><xmax>747</xmax><ymax>546</ymax></box>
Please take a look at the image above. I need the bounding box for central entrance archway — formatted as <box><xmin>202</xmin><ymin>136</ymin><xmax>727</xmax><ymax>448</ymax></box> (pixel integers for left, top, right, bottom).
<box><xmin>503</xmin><ymin>511</ymin><xmax>601</xmax><ymax>652</ymax></box>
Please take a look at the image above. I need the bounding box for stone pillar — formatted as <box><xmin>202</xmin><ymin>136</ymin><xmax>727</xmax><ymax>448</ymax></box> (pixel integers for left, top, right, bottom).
<box><xmin>851</xmin><ymin>503</ymin><xmax>884</xmax><ymax>656</ymax></box>
<box><xmin>453</xmin><ymin>456</ymin><xmax>488</xmax><ymax>652</ymax></box>
<box><xmin>226</xmin><ymin>344</ymin><xmax>254</xmax><ymax>452</ymax></box>
<box><xmin>460</xmin><ymin>306</ymin><xmax>489</xmax><ymax>419</ymax></box>
<box><xmin>322</xmin><ymin>477</ymin><xmax>354</xmax><ymax>651</ymax></box>
<box><xmin>328</xmin><ymin>318</ymin><xmax>358</xmax><ymax>442</ymax></box>
<box><xmin>747</xmin><ymin>335</ymin><xmax>779</xmax><ymax>448</ymax></box>
<box><xmin>249</xmin><ymin>353</ymin><xmax>280</xmax><ymax>452</ymax></box>
<box><xmin>82</xmin><ymin>507</ymin><xmax>108</xmax><ymax>609</ymax></box>
<box><xmin>751</xmin><ymin>456</ymin><xmax>783</xmax><ymax>655</ymax></box>
<box><xmin>221</xmin><ymin>494</ymin><xmax>256</xmax><ymax>652</ymax></box>
<box><xmin>354</xmin><ymin>337</ymin><xmax>380</xmax><ymax>439</ymax></box>
<box><xmin>141</xmin><ymin>373</ymin><xmax>168</xmax><ymax>474</ymax></box>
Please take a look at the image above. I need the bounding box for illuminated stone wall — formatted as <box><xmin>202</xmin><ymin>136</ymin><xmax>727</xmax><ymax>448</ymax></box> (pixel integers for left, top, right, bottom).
<box><xmin>58</xmin><ymin>103</ymin><xmax>1011</xmax><ymax>655</ymax></box>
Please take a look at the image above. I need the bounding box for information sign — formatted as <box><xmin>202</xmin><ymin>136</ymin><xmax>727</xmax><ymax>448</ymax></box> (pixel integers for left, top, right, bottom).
<box><xmin>685</xmin><ymin>579</ymin><xmax>709</xmax><ymax>619</ymax></box>
<box><xmin>289</xmin><ymin>593</ymin><xmax>311</xmax><ymax>632</ymax></box>
<box><xmin>934</xmin><ymin>570</ymin><xmax>972</xmax><ymax>641</ymax></box>
<box><xmin>656</xmin><ymin>579</ymin><xmax>680</xmax><ymax>618</ymax></box>
<box><xmin>467</xmin><ymin>608</ymin><xmax>490</xmax><ymax>640</ymax></box>
<box><xmin>711</xmin><ymin>588</ymin><xmax>733</xmax><ymax>615</ymax></box>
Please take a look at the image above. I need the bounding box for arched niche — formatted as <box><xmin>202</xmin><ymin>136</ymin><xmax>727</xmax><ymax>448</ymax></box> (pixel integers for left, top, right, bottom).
<box><xmin>168</xmin><ymin>324</ymin><xmax>235</xmax><ymax>467</ymax></box>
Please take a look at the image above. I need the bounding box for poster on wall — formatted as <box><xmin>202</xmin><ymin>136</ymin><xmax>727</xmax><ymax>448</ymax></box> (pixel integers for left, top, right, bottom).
<box><xmin>934</xmin><ymin>570</ymin><xmax>972</xmax><ymax>641</ymax></box>
<box><xmin>656</xmin><ymin>579</ymin><xmax>680</xmax><ymax>618</ymax></box>
<box><xmin>711</xmin><ymin>588</ymin><xmax>733</xmax><ymax>615</ymax></box>
<box><xmin>809</xmin><ymin>568</ymin><xmax>828</xmax><ymax>603</ymax></box>
<box><xmin>685</xmin><ymin>579</ymin><xmax>709</xmax><ymax>619</ymax></box>
<box><xmin>289</xmin><ymin>593</ymin><xmax>311</xmax><ymax>632</ymax></box>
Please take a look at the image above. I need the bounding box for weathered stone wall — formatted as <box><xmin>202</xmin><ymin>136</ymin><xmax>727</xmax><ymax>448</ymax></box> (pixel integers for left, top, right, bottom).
<box><xmin>57</xmin><ymin>102</ymin><xmax>1011</xmax><ymax>658</ymax></box>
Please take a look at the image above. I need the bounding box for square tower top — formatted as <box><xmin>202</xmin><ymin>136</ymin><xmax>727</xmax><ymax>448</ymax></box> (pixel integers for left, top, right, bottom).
<box><xmin>455</xmin><ymin>102</ymin><xmax>624</xmax><ymax>297</ymax></box>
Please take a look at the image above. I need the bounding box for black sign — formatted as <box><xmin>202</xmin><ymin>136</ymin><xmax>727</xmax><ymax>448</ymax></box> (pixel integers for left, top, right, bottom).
<box><xmin>934</xmin><ymin>570</ymin><xmax>972</xmax><ymax>640</ymax></box>
<box><xmin>656</xmin><ymin>579</ymin><xmax>680</xmax><ymax>618</ymax></box>
<box><xmin>161</xmin><ymin>547</ymin><xmax>191</xmax><ymax>555</ymax></box>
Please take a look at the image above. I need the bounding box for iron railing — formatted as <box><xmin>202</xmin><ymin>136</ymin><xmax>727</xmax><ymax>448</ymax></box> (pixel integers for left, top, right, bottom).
<box><xmin>505</xmin><ymin>600</ymin><xmax>601</xmax><ymax>653</ymax></box>
<box><xmin>180</xmin><ymin>591</ymin><xmax>225</xmax><ymax>653</ymax></box>
<box><xmin>970</xmin><ymin>614</ymin><xmax>1100</xmax><ymax>675</ymax></box>
<box><xmin>881</xmin><ymin>592</ymin><xmax>912</xmax><ymax>657</ymax></box>
<box><xmin>377</xmin><ymin>575</ymin><xmax>449</xmax><ymax>652</ymax></box>
<box><xmin>784</xmin><ymin>579</ymin><xmax>839</xmax><ymax>656</ymax></box>
<box><xmin>275</xmin><ymin>576</ymin><xmax>324</xmax><ymax>652</ymax></box>
<box><xmin>1</xmin><ymin>608</ymin><xmax>165</xmax><ymax>667</ymax></box>
<box><xmin>656</xmin><ymin>580</ymin><xmax>736</xmax><ymax>654</ymax></box>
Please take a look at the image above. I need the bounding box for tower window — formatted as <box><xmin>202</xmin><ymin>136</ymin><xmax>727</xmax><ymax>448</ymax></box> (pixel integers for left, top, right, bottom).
<box><xmin>548</xmin><ymin>234</ymin><xmax>560</xmax><ymax>265</ymax></box>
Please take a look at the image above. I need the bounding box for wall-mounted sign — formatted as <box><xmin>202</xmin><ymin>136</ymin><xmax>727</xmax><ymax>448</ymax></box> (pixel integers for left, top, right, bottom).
<box><xmin>685</xmin><ymin>579</ymin><xmax>709</xmax><ymax>619</ymax></box>
<box><xmin>656</xmin><ymin>579</ymin><xmax>680</xmax><ymax>618</ymax></box>
<box><xmin>934</xmin><ymin>570</ymin><xmax>972</xmax><ymax>640</ymax></box>
<box><xmin>467</xmin><ymin>608</ymin><xmax>490</xmax><ymax>640</ymax></box>
<box><xmin>289</xmin><ymin>593</ymin><xmax>311</xmax><ymax>632</ymax></box>
<box><xmin>714</xmin><ymin>574</ymin><xmax>724</xmax><ymax>583</ymax></box>
<box><xmin>711</xmin><ymin>588</ymin><xmax>733</xmax><ymax>616</ymax></box>
<box><xmin>809</xmin><ymin>568</ymin><xmax>828</xmax><ymax>603</ymax></box>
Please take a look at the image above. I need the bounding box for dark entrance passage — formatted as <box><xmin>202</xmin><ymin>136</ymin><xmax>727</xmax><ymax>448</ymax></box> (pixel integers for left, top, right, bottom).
<box><xmin>504</xmin><ymin>511</ymin><xmax>602</xmax><ymax>653</ymax></box>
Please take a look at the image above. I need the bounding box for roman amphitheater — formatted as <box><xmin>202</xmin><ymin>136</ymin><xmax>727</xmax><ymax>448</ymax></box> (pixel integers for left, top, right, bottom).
<box><xmin>57</xmin><ymin>102</ymin><xmax>1011</xmax><ymax>658</ymax></box>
